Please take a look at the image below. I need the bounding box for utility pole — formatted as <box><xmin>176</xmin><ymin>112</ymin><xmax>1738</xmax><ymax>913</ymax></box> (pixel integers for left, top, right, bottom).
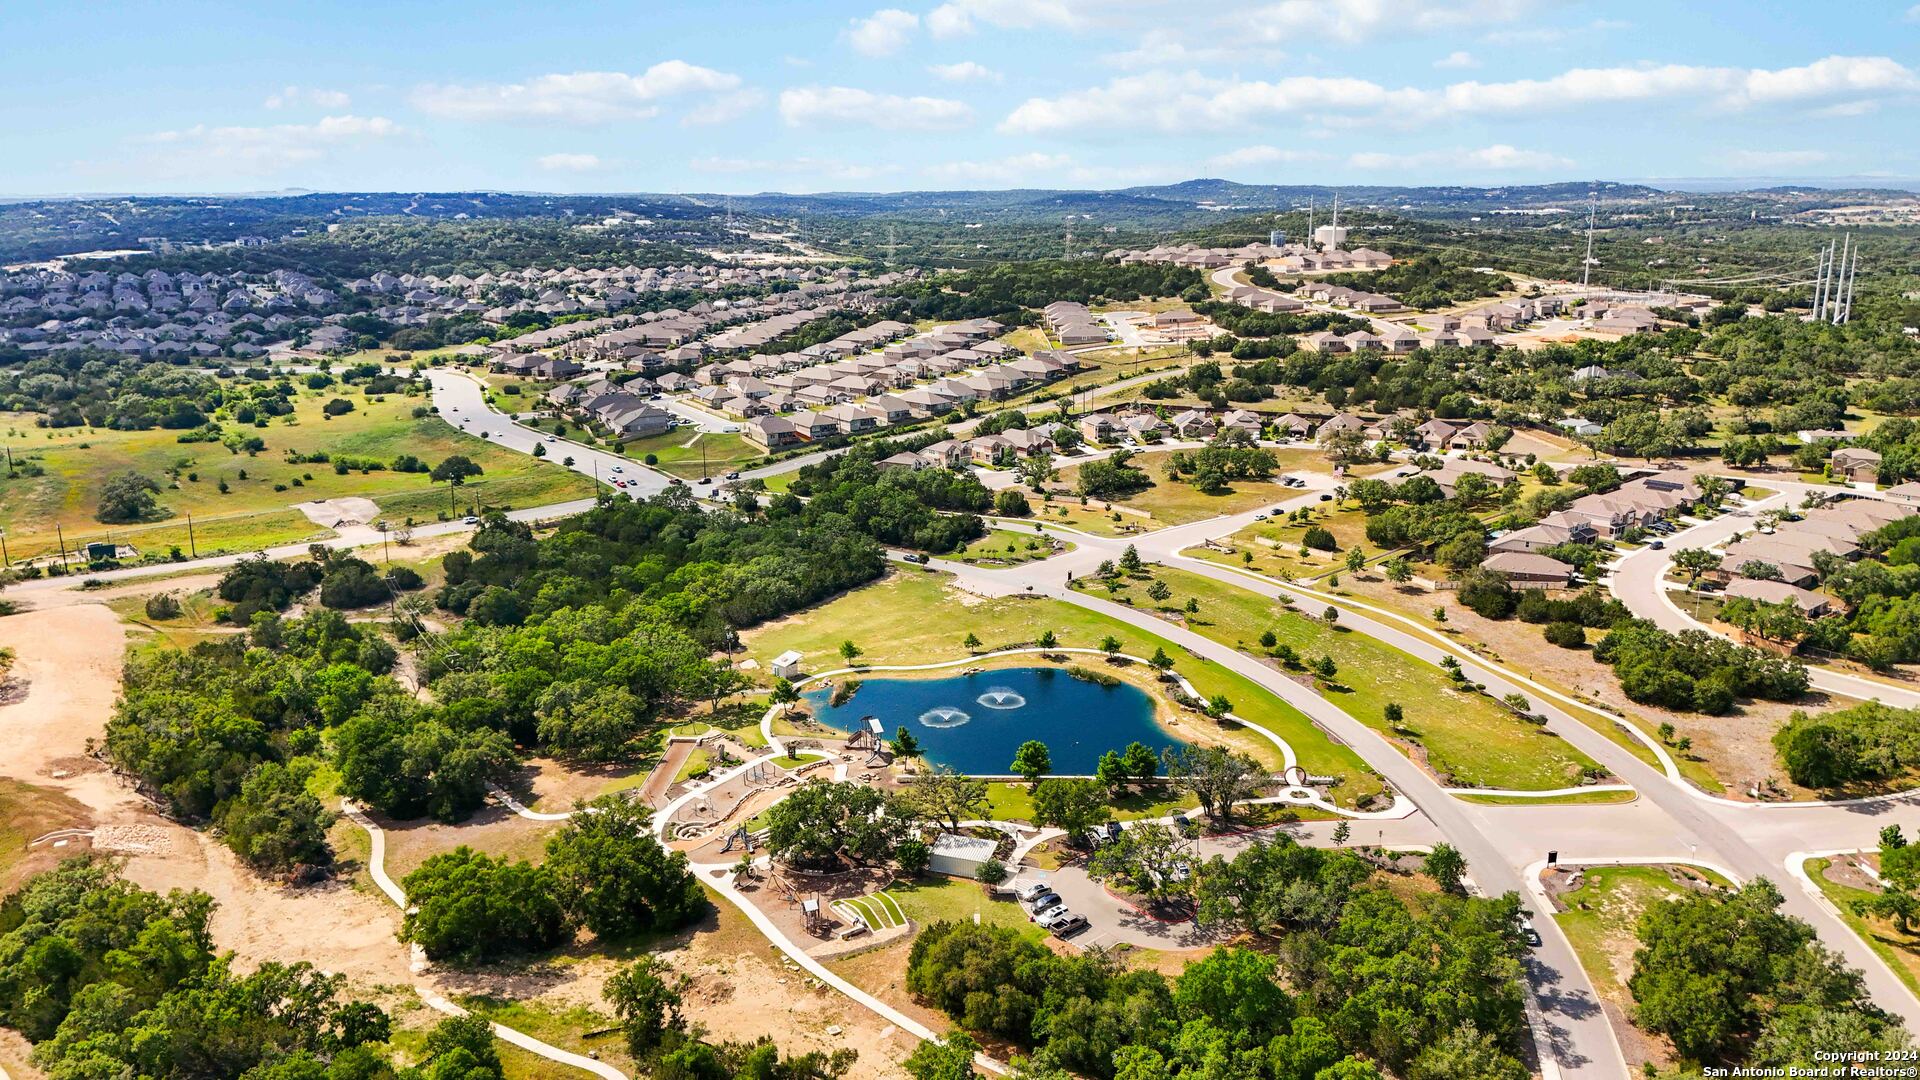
<box><xmin>55</xmin><ymin>523</ymin><xmax>68</xmax><ymax>569</ymax></box>
<box><xmin>1581</xmin><ymin>194</ymin><xmax>1597</xmax><ymax>288</ymax></box>
<box><xmin>186</xmin><ymin>513</ymin><xmax>197</xmax><ymax>559</ymax></box>
<box><xmin>0</xmin><ymin>529</ymin><xmax>8</xmax><ymax>568</ymax></box>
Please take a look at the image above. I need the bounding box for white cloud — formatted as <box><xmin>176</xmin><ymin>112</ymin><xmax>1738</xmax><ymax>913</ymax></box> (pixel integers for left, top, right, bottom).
<box><xmin>411</xmin><ymin>62</ymin><xmax>744</xmax><ymax>124</ymax></box>
<box><xmin>1347</xmin><ymin>144</ymin><xmax>1573</xmax><ymax>171</ymax></box>
<box><xmin>779</xmin><ymin>86</ymin><xmax>974</xmax><ymax>130</ymax></box>
<box><xmin>927</xmin><ymin>0</ymin><xmax>1086</xmax><ymax>37</ymax></box>
<box><xmin>1905</xmin><ymin>3</ymin><xmax>1919</xmax><ymax>19</ymax></box>
<box><xmin>1242</xmin><ymin>0</ymin><xmax>1542</xmax><ymax>45</ymax></box>
<box><xmin>928</xmin><ymin>61</ymin><xmax>1001</xmax><ymax>83</ymax></box>
<box><xmin>1435</xmin><ymin>50</ymin><xmax>1479</xmax><ymax>70</ymax></box>
<box><xmin>922</xmin><ymin>152</ymin><xmax>1073</xmax><ymax>183</ymax></box>
<box><xmin>263</xmin><ymin>85</ymin><xmax>352</xmax><ymax>109</ymax></box>
<box><xmin>1724</xmin><ymin>148</ymin><xmax>1830</xmax><ymax>170</ymax></box>
<box><xmin>1103</xmin><ymin>38</ymin><xmax>1287</xmax><ymax>69</ymax></box>
<box><xmin>1003</xmin><ymin>55</ymin><xmax>1920</xmax><ymax>134</ymax></box>
<box><xmin>1206</xmin><ymin>145</ymin><xmax>1332</xmax><ymax>169</ymax></box>
<box><xmin>846</xmin><ymin>9</ymin><xmax>919</xmax><ymax>56</ymax></box>
<box><xmin>537</xmin><ymin>152</ymin><xmax>603</xmax><ymax>172</ymax></box>
<box><xmin>137</xmin><ymin>115</ymin><xmax>402</xmax><ymax>171</ymax></box>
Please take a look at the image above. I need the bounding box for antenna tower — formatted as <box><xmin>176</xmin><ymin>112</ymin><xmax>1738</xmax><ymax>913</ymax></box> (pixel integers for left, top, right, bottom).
<box><xmin>1581</xmin><ymin>194</ymin><xmax>1597</xmax><ymax>287</ymax></box>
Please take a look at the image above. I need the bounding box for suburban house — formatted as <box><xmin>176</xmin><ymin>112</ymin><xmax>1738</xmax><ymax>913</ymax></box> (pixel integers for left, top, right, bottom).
<box><xmin>1831</xmin><ymin>447</ymin><xmax>1883</xmax><ymax>482</ymax></box>
<box><xmin>1489</xmin><ymin>519</ymin><xmax>1596</xmax><ymax>555</ymax></box>
<box><xmin>1722</xmin><ymin>577</ymin><xmax>1834</xmax><ymax>617</ymax></box>
<box><xmin>744</xmin><ymin>415</ymin><xmax>802</xmax><ymax>450</ymax></box>
<box><xmin>1169</xmin><ymin>410</ymin><xmax>1217</xmax><ymax>439</ymax></box>
<box><xmin>1079</xmin><ymin>413</ymin><xmax>1121</xmax><ymax>443</ymax></box>
<box><xmin>1480</xmin><ymin>551</ymin><xmax>1576</xmax><ymax>587</ymax></box>
<box><xmin>1271</xmin><ymin>413</ymin><xmax>1318</xmax><ymax>440</ymax></box>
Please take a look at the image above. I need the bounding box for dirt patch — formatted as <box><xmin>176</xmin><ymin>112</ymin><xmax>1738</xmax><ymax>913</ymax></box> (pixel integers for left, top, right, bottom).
<box><xmin>296</xmin><ymin>496</ymin><xmax>381</xmax><ymax>528</ymax></box>
<box><xmin>0</xmin><ymin>606</ymin><xmax>412</xmax><ymax>990</ymax></box>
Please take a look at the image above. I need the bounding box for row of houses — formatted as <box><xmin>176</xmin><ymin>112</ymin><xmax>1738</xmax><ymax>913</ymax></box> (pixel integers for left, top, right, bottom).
<box><xmin>740</xmin><ymin>350</ymin><xmax>1081</xmax><ymax>450</ymax></box>
<box><xmin>695</xmin><ymin>321</ymin><xmax>1035</xmax><ymax>419</ymax></box>
<box><xmin>545</xmin><ymin>377</ymin><xmax>676</xmax><ymax>439</ymax></box>
<box><xmin>1721</xmin><ymin>498</ymin><xmax>1908</xmax><ymax>590</ymax></box>
<box><xmin>1295</xmin><ymin>282</ymin><xmax>1405</xmax><ymax>313</ymax></box>
<box><xmin>1042</xmin><ymin>301</ymin><xmax>1110</xmax><ymax>346</ymax></box>
<box><xmin>1483</xmin><ymin>474</ymin><xmax>1721</xmax><ymax>588</ymax></box>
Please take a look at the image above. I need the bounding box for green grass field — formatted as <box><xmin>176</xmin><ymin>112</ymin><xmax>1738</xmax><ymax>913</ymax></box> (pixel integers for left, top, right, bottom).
<box><xmin>1120</xmin><ymin>565</ymin><xmax>1605</xmax><ymax>791</ymax></box>
<box><xmin>616</xmin><ymin>429</ymin><xmax>761</xmax><ymax>480</ymax></box>
<box><xmin>0</xmin><ymin>382</ymin><xmax>593</xmax><ymax>561</ymax></box>
<box><xmin>1806</xmin><ymin>857</ymin><xmax>1920</xmax><ymax>1000</ymax></box>
<box><xmin>1055</xmin><ymin>451</ymin><xmax>1301</xmax><ymax>527</ymax></box>
<box><xmin>833</xmin><ymin>891</ymin><xmax>907</xmax><ymax>931</ymax></box>
<box><xmin>887</xmin><ymin>877</ymin><xmax>1038</xmax><ymax>937</ymax></box>
<box><xmin>983</xmin><ymin>781</ymin><xmax>1199</xmax><ymax>823</ymax></box>
<box><xmin>741</xmin><ymin>568</ymin><xmax>1386</xmax><ymax>805</ymax></box>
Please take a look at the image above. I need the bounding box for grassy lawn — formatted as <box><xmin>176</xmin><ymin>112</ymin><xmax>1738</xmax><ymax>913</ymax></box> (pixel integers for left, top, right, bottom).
<box><xmin>0</xmin><ymin>383</ymin><xmax>592</xmax><ymax>561</ymax></box>
<box><xmin>888</xmin><ymin>876</ymin><xmax>1038</xmax><ymax>937</ymax></box>
<box><xmin>937</xmin><ymin>529</ymin><xmax>1075</xmax><ymax>566</ymax></box>
<box><xmin>1456</xmin><ymin>790</ymin><xmax>1636</xmax><ymax>805</ymax></box>
<box><xmin>833</xmin><ymin>891</ymin><xmax>907</xmax><ymax>930</ymax></box>
<box><xmin>1054</xmin><ymin>451</ymin><xmax>1297</xmax><ymax>527</ymax></box>
<box><xmin>674</xmin><ymin>747</ymin><xmax>712</xmax><ymax>783</ymax></box>
<box><xmin>1116</xmin><ymin>565</ymin><xmax>1605</xmax><ymax>791</ymax></box>
<box><xmin>1198</xmin><ymin>501</ymin><xmax>1380</xmax><ymax>582</ymax></box>
<box><xmin>615</xmin><ymin>429</ymin><xmax>761</xmax><ymax>480</ymax></box>
<box><xmin>742</xmin><ymin>569</ymin><xmax>1385</xmax><ymax>805</ymax></box>
<box><xmin>1807</xmin><ymin>857</ymin><xmax>1920</xmax><ymax>1000</ymax></box>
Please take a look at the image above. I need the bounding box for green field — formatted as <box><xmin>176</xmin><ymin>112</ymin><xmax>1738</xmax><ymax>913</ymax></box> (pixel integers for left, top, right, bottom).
<box><xmin>1119</xmin><ymin>566</ymin><xmax>1605</xmax><ymax>791</ymax></box>
<box><xmin>741</xmin><ymin>568</ymin><xmax>1387</xmax><ymax>806</ymax></box>
<box><xmin>937</xmin><ymin>528</ymin><xmax>1074</xmax><ymax>566</ymax></box>
<box><xmin>1056</xmin><ymin>451</ymin><xmax>1301</xmax><ymax>526</ymax></box>
<box><xmin>0</xmin><ymin>383</ymin><xmax>594</xmax><ymax>562</ymax></box>
<box><xmin>886</xmin><ymin>877</ymin><xmax>1038</xmax><ymax>936</ymax></box>
<box><xmin>615</xmin><ymin>429</ymin><xmax>762</xmax><ymax>480</ymax></box>
<box><xmin>833</xmin><ymin>890</ymin><xmax>906</xmax><ymax>930</ymax></box>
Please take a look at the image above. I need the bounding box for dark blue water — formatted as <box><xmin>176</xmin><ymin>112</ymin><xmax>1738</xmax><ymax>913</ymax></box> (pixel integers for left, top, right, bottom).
<box><xmin>803</xmin><ymin>666</ymin><xmax>1181</xmax><ymax>775</ymax></box>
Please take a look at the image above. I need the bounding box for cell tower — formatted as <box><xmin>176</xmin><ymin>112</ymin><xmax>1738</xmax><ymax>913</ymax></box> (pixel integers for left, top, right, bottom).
<box><xmin>885</xmin><ymin>224</ymin><xmax>898</xmax><ymax>264</ymax></box>
<box><xmin>1581</xmin><ymin>194</ymin><xmax>1597</xmax><ymax>287</ymax></box>
<box><xmin>1063</xmin><ymin>216</ymin><xmax>1074</xmax><ymax>260</ymax></box>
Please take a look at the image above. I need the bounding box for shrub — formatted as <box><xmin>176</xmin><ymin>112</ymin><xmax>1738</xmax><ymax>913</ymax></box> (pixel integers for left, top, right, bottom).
<box><xmin>144</xmin><ymin>592</ymin><xmax>183</xmax><ymax>620</ymax></box>
<box><xmin>1543</xmin><ymin>621</ymin><xmax>1586</xmax><ymax>648</ymax></box>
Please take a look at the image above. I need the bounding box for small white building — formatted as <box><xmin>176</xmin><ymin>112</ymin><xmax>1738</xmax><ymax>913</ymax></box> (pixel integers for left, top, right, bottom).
<box><xmin>927</xmin><ymin>832</ymin><xmax>999</xmax><ymax>878</ymax></box>
<box><xmin>771</xmin><ymin>650</ymin><xmax>805</xmax><ymax>680</ymax></box>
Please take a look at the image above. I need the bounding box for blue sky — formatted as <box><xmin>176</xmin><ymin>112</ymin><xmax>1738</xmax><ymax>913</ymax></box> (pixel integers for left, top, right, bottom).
<box><xmin>3</xmin><ymin>0</ymin><xmax>1917</xmax><ymax>195</ymax></box>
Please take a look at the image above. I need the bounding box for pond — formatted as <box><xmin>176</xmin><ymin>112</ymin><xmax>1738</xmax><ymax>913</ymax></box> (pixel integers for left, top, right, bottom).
<box><xmin>802</xmin><ymin>666</ymin><xmax>1183</xmax><ymax>775</ymax></box>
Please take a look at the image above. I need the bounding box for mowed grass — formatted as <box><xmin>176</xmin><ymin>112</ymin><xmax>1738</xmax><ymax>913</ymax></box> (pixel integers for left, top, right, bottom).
<box><xmin>1124</xmin><ymin>565</ymin><xmax>1605</xmax><ymax>791</ymax></box>
<box><xmin>887</xmin><ymin>876</ymin><xmax>1039</xmax><ymax>937</ymax></box>
<box><xmin>616</xmin><ymin>429</ymin><xmax>761</xmax><ymax>480</ymax></box>
<box><xmin>1055</xmin><ymin>451</ymin><xmax>1296</xmax><ymax>526</ymax></box>
<box><xmin>1206</xmin><ymin>501</ymin><xmax>1379</xmax><ymax>582</ymax></box>
<box><xmin>447</xmin><ymin>997</ymin><xmax>635</xmax><ymax>1080</ymax></box>
<box><xmin>0</xmin><ymin>383</ymin><xmax>593</xmax><ymax>560</ymax></box>
<box><xmin>740</xmin><ymin>568</ymin><xmax>1385</xmax><ymax>806</ymax></box>
<box><xmin>1807</xmin><ymin>857</ymin><xmax>1920</xmax><ymax>1000</ymax></box>
<box><xmin>938</xmin><ymin>529</ymin><xmax>1074</xmax><ymax>566</ymax></box>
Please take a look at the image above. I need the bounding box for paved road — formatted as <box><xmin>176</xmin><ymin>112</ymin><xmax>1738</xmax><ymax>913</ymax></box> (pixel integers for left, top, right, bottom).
<box><xmin>944</xmin><ymin>509</ymin><xmax>1920</xmax><ymax>1078</ymax></box>
<box><xmin>424</xmin><ymin>369</ymin><xmax>677</xmax><ymax>499</ymax></box>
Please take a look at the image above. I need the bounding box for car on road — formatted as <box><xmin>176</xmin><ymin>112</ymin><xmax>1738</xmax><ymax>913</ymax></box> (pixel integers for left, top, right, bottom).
<box><xmin>1171</xmin><ymin>814</ymin><xmax>1194</xmax><ymax>836</ymax></box>
<box><xmin>612</xmin><ymin>464</ymin><xmax>624</xmax><ymax>473</ymax></box>
<box><xmin>1016</xmin><ymin>881</ymin><xmax>1055</xmax><ymax>903</ymax></box>
<box><xmin>1521</xmin><ymin>918</ymin><xmax>1542</xmax><ymax>947</ymax></box>
<box><xmin>1047</xmin><ymin>913</ymin><xmax>1090</xmax><ymax>938</ymax></box>
<box><xmin>698</xmin><ymin>477</ymin><xmax>713</xmax><ymax>485</ymax></box>
<box><xmin>903</xmin><ymin>552</ymin><xmax>930</xmax><ymax>564</ymax></box>
<box><xmin>545</xmin><ymin>435</ymin><xmax>557</xmax><ymax>442</ymax></box>
<box><xmin>725</xmin><ymin>471</ymin><xmax>741</xmax><ymax>480</ymax></box>
<box><xmin>668</xmin><ymin>478</ymin><xmax>684</xmax><ymax>486</ymax></box>
<box><xmin>1319</xmin><ymin>493</ymin><xmax>1332</xmax><ymax>501</ymax></box>
<box><xmin>462</xmin><ymin>516</ymin><xmax>479</xmax><ymax>525</ymax></box>
<box><xmin>1028</xmin><ymin>892</ymin><xmax>1065</xmax><ymax>918</ymax></box>
<box><xmin>1036</xmin><ymin>907</ymin><xmax>1079</xmax><ymax>931</ymax></box>
<box><xmin>615</xmin><ymin>480</ymin><xmax>627</xmax><ymax>488</ymax></box>
<box><xmin>1649</xmin><ymin>539</ymin><xmax>1665</xmax><ymax>550</ymax></box>
<box><xmin>1253</xmin><ymin>513</ymin><xmax>1267</xmax><ymax>521</ymax></box>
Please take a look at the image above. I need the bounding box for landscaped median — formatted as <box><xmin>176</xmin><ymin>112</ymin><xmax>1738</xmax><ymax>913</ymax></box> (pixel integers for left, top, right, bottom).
<box><xmin>1803</xmin><ymin>854</ymin><xmax>1920</xmax><ymax>999</ymax></box>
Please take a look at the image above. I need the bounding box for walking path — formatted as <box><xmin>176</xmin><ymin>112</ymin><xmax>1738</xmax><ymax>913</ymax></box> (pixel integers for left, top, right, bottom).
<box><xmin>338</xmin><ymin>800</ymin><xmax>629</xmax><ymax>1080</ymax></box>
